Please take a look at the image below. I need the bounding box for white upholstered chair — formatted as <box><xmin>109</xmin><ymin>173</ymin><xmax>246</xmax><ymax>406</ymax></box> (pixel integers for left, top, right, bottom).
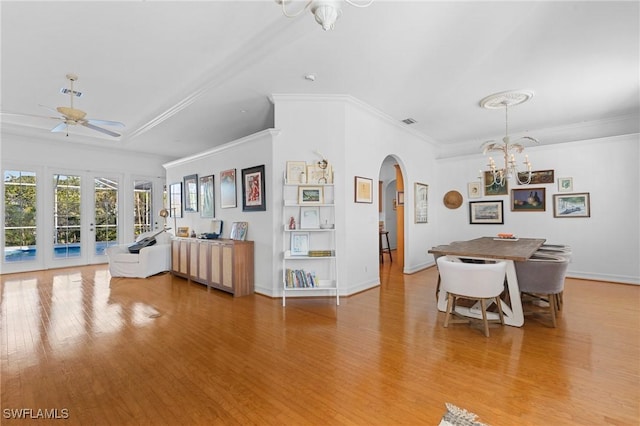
<box><xmin>515</xmin><ymin>253</ymin><xmax>570</xmax><ymax>327</ymax></box>
<box><xmin>437</xmin><ymin>256</ymin><xmax>507</xmax><ymax>337</ymax></box>
<box><xmin>106</xmin><ymin>230</ymin><xmax>172</xmax><ymax>278</ymax></box>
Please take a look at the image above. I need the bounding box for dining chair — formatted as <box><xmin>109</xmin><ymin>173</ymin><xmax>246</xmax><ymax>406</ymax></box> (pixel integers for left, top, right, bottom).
<box><xmin>514</xmin><ymin>253</ymin><xmax>570</xmax><ymax>327</ymax></box>
<box><xmin>430</xmin><ymin>245</ymin><xmax>450</xmax><ymax>298</ymax></box>
<box><xmin>437</xmin><ymin>256</ymin><xmax>507</xmax><ymax>337</ymax></box>
<box><xmin>531</xmin><ymin>248</ymin><xmax>571</xmax><ymax>311</ymax></box>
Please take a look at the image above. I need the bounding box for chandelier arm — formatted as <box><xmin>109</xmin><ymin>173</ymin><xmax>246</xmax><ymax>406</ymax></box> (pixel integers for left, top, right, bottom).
<box><xmin>344</xmin><ymin>0</ymin><xmax>375</xmax><ymax>7</ymax></box>
<box><xmin>280</xmin><ymin>0</ymin><xmax>313</xmax><ymax>18</ymax></box>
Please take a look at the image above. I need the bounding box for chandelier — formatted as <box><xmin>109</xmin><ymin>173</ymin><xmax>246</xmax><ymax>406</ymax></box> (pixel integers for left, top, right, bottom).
<box><xmin>480</xmin><ymin>90</ymin><xmax>538</xmax><ymax>187</ymax></box>
<box><xmin>276</xmin><ymin>0</ymin><xmax>374</xmax><ymax>31</ymax></box>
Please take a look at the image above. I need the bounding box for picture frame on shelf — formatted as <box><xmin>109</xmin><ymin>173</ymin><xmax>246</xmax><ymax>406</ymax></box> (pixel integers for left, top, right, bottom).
<box><xmin>286</xmin><ymin>161</ymin><xmax>307</xmax><ymax>184</ymax></box>
<box><xmin>177</xmin><ymin>226</ymin><xmax>190</xmax><ymax>237</ymax></box>
<box><xmin>300</xmin><ymin>206</ymin><xmax>320</xmax><ymax>229</ymax></box>
<box><xmin>199</xmin><ymin>175</ymin><xmax>214</xmax><ymax>218</ymax></box>
<box><xmin>220</xmin><ymin>168</ymin><xmax>237</xmax><ymax>209</ymax></box>
<box><xmin>483</xmin><ymin>171</ymin><xmax>508</xmax><ymax>196</ymax></box>
<box><xmin>517</xmin><ymin>169</ymin><xmax>554</xmax><ymax>185</ymax></box>
<box><xmin>354</xmin><ymin>176</ymin><xmax>373</xmax><ymax>203</ymax></box>
<box><xmin>557</xmin><ymin>177</ymin><xmax>573</xmax><ymax>192</ymax></box>
<box><xmin>511</xmin><ymin>187</ymin><xmax>546</xmax><ymax>212</ymax></box>
<box><xmin>241</xmin><ymin>165</ymin><xmax>266</xmax><ymax>212</ymax></box>
<box><xmin>468</xmin><ymin>182</ymin><xmax>481</xmax><ymax>199</ymax></box>
<box><xmin>211</xmin><ymin>220</ymin><xmax>223</xmax><ymax>235</ymax></box>
<box><xmin>553</xmin><ymin>193</ymin><xmax>590</xmax><ymax>218</ymax></box>
<box><xmin>469</xmin><ymin>200</ymin><xmax>504</xmax><ymax>224</ymax></box>
<box><xmin>169</xmin><ymin>182</ymin><xmax>183</xmax><ymax>218</ymax></box>
<box><xmin>414</xmin><ymin>182</ymin><xmax>428</xmax><ymax>223</ymax></box>
<box><xmin>183</xmin><ymin>174</ymin><xmax>198</xmax><ymax>212</ymax></box>
<box><xmin>306</xmin><ymin>163</ymin><xmax>331</xmax><ymax>184</ymax></box>
<box><xmin>290</xmin><ymin>232</ymin><xmax>309</xmax><ymax>256</ymax></box>
<box><xmin>230</xmin><ymin>222</ymin><xmax>248</xmax><ymax>240</ymax></box>
<box><xmin>298</xmin><ymin>186</ymin><xmax>324</xmax><ymax>204</ymax></box>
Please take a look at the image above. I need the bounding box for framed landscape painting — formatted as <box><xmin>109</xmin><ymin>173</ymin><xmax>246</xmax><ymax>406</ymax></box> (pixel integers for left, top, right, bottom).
<box><xmin>553</xmin><ymin>193</ymin><xmax>590</xmax><ymax>218</ymax></box>
<box><xmin>469</xmin><ymin>200</ymin><xmax>504</xmax><ymax>224</ymax></box>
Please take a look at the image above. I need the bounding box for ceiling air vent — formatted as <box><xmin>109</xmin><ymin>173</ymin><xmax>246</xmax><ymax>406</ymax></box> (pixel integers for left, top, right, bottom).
<box><xmin>401</xmin><ymin>118</ymin><xmax>416</xmax><ymax>125</ymax></box>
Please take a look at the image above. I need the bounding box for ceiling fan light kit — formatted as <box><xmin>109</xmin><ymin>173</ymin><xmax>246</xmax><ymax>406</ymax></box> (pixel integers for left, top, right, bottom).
<box><xmin>480</xmin><ymin>89</ymin><xmax>539</xmax><ymax>187</ymax></box>
<box><xmin>276</xmin><ymin>0</ymin><xmax>373</xmax><ymax>31</ymax></box>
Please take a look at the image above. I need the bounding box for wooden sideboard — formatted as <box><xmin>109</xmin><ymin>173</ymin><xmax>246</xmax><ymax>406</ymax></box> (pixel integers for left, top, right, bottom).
<box><xmin>171</xmin><ymin>238</ymin><xmax>254</xmax><ymax>297</ymax></box>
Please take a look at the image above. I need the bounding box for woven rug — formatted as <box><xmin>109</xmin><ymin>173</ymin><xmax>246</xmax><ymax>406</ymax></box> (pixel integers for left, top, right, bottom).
<box><xmin>439</xmin><ymin>403</ymin><xmax>489</xmax><ymax>426</ymax></box>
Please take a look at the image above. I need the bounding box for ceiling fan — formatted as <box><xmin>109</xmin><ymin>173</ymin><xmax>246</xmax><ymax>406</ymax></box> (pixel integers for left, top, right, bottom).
<box><xmin>8</xmin><ymin>73</ymin><xmax>125</xmax><ymax>137</ymax></box>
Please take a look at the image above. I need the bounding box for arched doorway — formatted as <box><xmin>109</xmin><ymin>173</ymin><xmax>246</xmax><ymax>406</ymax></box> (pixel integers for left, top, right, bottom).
<box><xmin>378</xmin><ymin>155</ymin><xmax>405</xmax><ymax>269</ymax></box>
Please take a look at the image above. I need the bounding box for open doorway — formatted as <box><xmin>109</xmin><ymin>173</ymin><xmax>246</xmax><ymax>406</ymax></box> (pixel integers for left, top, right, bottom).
<box><xmin>378</xmin><ymin>155</ymin><xmax>405</xmax><ymax>269</ymax></box>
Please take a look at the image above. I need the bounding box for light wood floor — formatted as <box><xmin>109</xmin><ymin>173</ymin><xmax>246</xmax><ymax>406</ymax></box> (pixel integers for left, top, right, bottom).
<box><xmin>1</xmin><ymin>261</ymin><xmax>638</xmax><ymax>425</ymax></box>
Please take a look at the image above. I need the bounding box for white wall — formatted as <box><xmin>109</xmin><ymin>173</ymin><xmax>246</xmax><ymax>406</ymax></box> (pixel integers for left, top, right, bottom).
<box><xmin>162</xmin><ymin>130</ymin><xmax>277</xmax><ymax>294</ymax></box>
<box><xmin>433</xmin><ymin>134</ymin><xmax>640</xmax><ymax>284</ymax></box>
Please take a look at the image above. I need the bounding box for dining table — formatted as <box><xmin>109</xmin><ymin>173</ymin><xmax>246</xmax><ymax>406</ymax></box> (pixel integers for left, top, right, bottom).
<box><xmin>428</xmin><ymin>236</ymin><xmax>545</xmax><ymax>327</ymax></box>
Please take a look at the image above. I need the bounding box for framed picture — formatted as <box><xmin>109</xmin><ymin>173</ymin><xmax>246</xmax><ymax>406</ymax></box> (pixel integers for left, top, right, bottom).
<box><xmin>354</xmin><ymin>176</ymin><xmax>373</xmax><ymax>203</ymax></box>
<box><xmin>511</xmin><ymin>188</ymin><xmax>546</xmax><ymax>212</ymax></box>
<box><xmin>483</xmin><ymin>171</ymin><xmax>508</xmax><ymax>196</ymax></box>
<box><xmin>290</xmin><ymin>232</ymin><xmax>309</xmax><ymax>256</ymax></box>
<box><xmin>169</xmin><ymin>182</ymin><xmax>182</xmax><ymax>218</ymax></box>
<box><xmin>183</xmin><ymin>174</ymin><xmax>198</xmax><ymax>212</ymax></box>
<box><xmin>553</xmin><ymin>193</ymin><xmax>591</xmax><ymax>218</ymax></box>
<box><xmin>468</xmin><ymin>182</ymin><xmax>481</xmax><ymax>199</ymax></box>
<box><xmin>286</xmin><ymin>161</ymin><xmax>307</xmax><ymax>184</ymax></box>
<box><xmin>469</xmin><ymin>200</ymin><xmax>504</xmax><ymax>224</ymax></box>
<box><xmin>230</xmin><ymin>222</ymin><xmax>248</xmax><ymax>240</ymax></box>
<box><xmin>396</xmin><ymin>191</ymin><xmax>405</xmax><ymax>206</ymax></box>
<box><xmin>517</xmin><ymin>169</ymin><xmax>554</xmax><ymax>185</ymax></box>
<box><xmin>414</xmin><ymin>182</ymin><xmax>428</xmax><ymax>223</ymax></box>
<box><xmin>306</xmin><ymin>163</ymin><xmax>330</xmax><ymax>184</ymax></box>
<box><xmin>558</xmin><ymin>177</ymin><xmax>573</xmax><ymax>192</ymax></box>
<box><xmin>300</xmin><ymin>206</ymin><xmax>320</xmax><ymax>229</ymax></box>
<box><xmin>220</xmin><ymin>168</ymin><xmax>237</xmax><ymax>209</ymax></box>
<box><xmin>241</xmin><ymin>165</ymin><xmax>266</xmax><ymax>212</ymax></box>
<box><xmin>298</xmin><ymin>186</ymin><xmax>324</xmax><ymax>204</ymax></box>
<box><xmin>177</xmin><ymin>226</ymin><xmax>189</xmax><ymax>237</ymax></box>
<box><xmin>211</xmin><ymin>220</ymin><xmax>223</xmax><ymax>235</ymax></box>
<box><xmin>199</xmin><ymin>175</ymin><xmax>214</xmax><ymax>218</ymax></box>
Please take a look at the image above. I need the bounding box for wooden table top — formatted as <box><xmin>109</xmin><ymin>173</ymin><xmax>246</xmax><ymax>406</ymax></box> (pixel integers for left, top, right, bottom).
<box><xmin>428</xmin><ymin>237</ymin><xmax>546</xmax><ymax>262</ymax></box>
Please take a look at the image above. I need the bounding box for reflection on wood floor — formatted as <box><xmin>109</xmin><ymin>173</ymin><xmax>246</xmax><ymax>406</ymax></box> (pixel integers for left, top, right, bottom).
<box><xmin>1</xmin><ymin>262</ymin><xmax>638</xmax><ymax>425</ymax></box>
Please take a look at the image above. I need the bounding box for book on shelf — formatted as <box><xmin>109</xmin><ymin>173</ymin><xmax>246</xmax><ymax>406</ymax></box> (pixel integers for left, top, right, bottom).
<box><xmin>307</xmin><ymin>250</ymin><xmax>334</xmax><ymax>257</ymax></box>
<box><xmin>285</xmin><ymin>268</ymin><xmax>318</xmax><ymax>288</ymax></box>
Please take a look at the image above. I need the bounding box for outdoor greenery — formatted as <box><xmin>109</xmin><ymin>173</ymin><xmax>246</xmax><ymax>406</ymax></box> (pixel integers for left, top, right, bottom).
<box><xmin>4</xmin><ymin>171</ymin><xmax>37</xmax><ymax>247</ymax></box>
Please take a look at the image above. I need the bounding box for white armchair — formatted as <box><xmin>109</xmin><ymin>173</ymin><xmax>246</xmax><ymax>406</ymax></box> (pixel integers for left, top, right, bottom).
<box><xmin>106</xmin><ymin>230</ymin><xmax>172</xmax><ymax>278</ymax></box>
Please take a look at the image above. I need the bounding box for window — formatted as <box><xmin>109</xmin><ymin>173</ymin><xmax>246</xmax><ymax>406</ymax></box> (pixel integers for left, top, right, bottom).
<box><xmin>53</xmin><ymin>174</ymin><xmax>82</xmax><ymax>258</ymax></box>
<box><xmin>94</xmin><ymin>177</ymin><xmax>119</xmax><ymax>255</ymax></box>
<box><xmin>134</xmin><ymin>180</ymin><xmax>153</xmax><ymax>238</ymax></box>
<box><xmin>4</xmin><ymin>170</ymin><xmax>37</xmax><ymax>262</ymax></box>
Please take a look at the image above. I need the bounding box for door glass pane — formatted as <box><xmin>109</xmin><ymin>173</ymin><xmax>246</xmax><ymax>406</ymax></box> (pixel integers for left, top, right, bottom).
<box><xmin>54</xmin><ymin>174</ymin><xmax>81</xmax><ymax>258</ymax></box>
<box><xmin>4</xmin><ymin>170</ymin><xmax>37</xmax><ymax>262</ymax></box>
<box><xmin>94</xmin><ymin>177</ymin><xmax>118</xmax><ymax>256</ymax></box>
<box><xmin>134</xmin><ymin>180</ymin><xmax>152</xmax><ymax>238</ymax></box>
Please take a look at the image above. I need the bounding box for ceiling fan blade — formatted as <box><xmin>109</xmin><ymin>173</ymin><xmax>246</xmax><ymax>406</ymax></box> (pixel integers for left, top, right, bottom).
<box><xmin>1</xmin><ymin>111</ymin><xmax>62</xmax><ymax>121</ymax></box>
<box><xmin>38</xmin><ymin>104</ymin><xmax>62</xmax><ymax>115</ymax></box>
<box><xmin>87</xmin><ymin>118</ymin><xmax>125</xmax><ymax>127</ymax></box>
<box><xmin>82</xmin><ymin>122</ymin><xmax>121</xmax><ymax>137</ymax></box>
<box><xmin>51</xmin><ymin>122</ymin><xmax>68</xmax><ymax>133</ymax></box>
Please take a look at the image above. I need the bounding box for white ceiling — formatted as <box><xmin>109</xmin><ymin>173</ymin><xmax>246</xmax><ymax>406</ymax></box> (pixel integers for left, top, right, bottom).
<box><xmin>1</xmin><ymin>1</ymin><xmax>638</xmax><ymax>160</ymax></box>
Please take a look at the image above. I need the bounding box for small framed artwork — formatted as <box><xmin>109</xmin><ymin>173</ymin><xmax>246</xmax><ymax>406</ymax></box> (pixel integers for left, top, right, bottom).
<box><xmin>558</xmin><ymin>177</ymin><xmax>573</xmax><ymax>192</ymax></box>
<box><xmin>177</xmin><ymin>226</ymin><xmax>190</xmax><ymax>237</ymax></box>
<box><xmin>511</xmin><ymin>188</ymin><xmax>546</xmax><ymax>212</ymax></box>
<box><xmin>169</xmin><ymin>182</ymin><xmax>183</xmax><ymax>218</ymax></box>
<box><xmin>484</xmin><ymin>171</ymin><xmax>508</xmax><ymax>196</ymax></box>
<box><xmin>468</xmin><ymin>182</ymin><xmax>481</xmax><ymax>199</ymax></box>
<box><xmin>199</xmin><ymin>175</ymin><xmax>214</xmax><ymax>218</ymax></box>
<box><xmin>298</xmin><ymin>186</ymin><xmax>324</xmax><ymax>204</ymax></box>
<box><xmin>286</xmin><ymin>161</ymin><xmax>307</xmax><ymax>184</ymax></box>
<box><xmin>306</xmin><ymin>163</ymin><xmax>330</xmax><ymax>184</ymax></box>
<box><xmin>517</xmin><ymin>169</ymin><xmax>554</xmax><ymax>185</ymax></box>
<box><xmin>300</xmin><ymin>206</ymin><xmax>320</xmax><ymax>229</ymax></box>
<box><xmin>414</xmin><ymin>182</ymin><xmax>428</xmax><ymax>224</ymax></box>
<box><xmin>469</xmin><ymin>200</ymin><xmax>504</xmax><ymax>224</ymax></box>
<box><xmin>553</xmin><ymin>193</ymin><xmax>591</xmax><ymax>218</ymax></box>
<box><xmin>183</xmin><ymin>174</ymin><xmax>198</xmax><ymax>212</ymax></box>
<box><xmin>211</xmin><ymin>220</ymin><xmax>223</xmax><ymax>235</ymax></box>
<box><xmin>290</xmin><ymin>232</ymin><xmax>309</xmax><ymax>256</ymax></box>
<box><xmin>354</xmin><ymin>176</ymin><xmax>373</xmax><ymax>203</ymax></box>
<box><xmin>396</xmin><ymin>191</ymin><xmax>405</xmax><ymax>206</ymax></box>
<box><xmin>241</xmin><ymin>165</ymin><xmax>266</xmax><ymax>212</ymax></box>
<box><xmin>230</xmin><ymin>222</ymin><xmax>248</xmax><ymax>240</ymax></box>
<box><xmin>220</xmin><ymin>168</ymin><xmax>237</xmax><ymax>209</ymax></box>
